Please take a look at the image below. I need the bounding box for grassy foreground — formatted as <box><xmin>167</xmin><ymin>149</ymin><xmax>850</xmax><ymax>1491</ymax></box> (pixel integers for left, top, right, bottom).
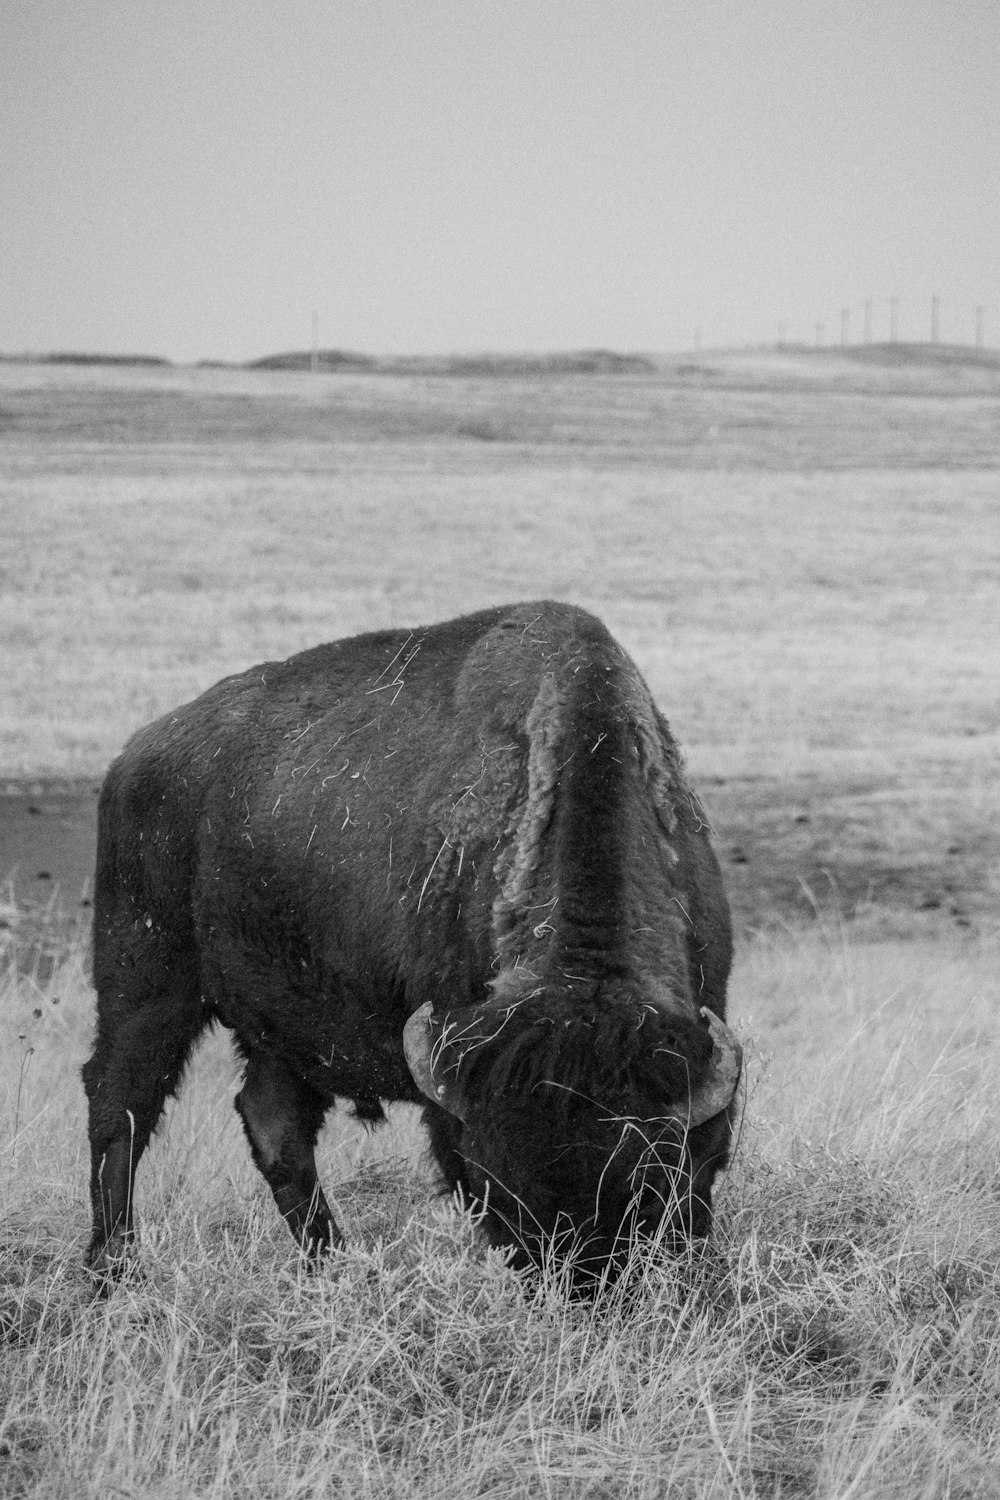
<box><xmin>3</xmin><ymin>914</ymin><xmax>999</xmax><ymax>1499</ymax></box>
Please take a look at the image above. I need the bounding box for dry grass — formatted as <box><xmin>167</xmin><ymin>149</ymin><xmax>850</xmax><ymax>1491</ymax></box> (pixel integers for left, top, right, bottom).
<box><xmin>3</xmin><ymin>915</ymin><xmax>999</xmax><ymax>1498</ymax></box>
<box><xmin>1</xmin><ymin>356</ymin><xmax>998</xmax><ymax>782</ymax></box>
<box><xmin>4</xmin><ymin>353</ymin><xmax>997</xmax><ymax>935</ymax></box>
<box><xmin>2</xmin><ymin>353</ymin><xmax>999</xmax><ymax>1495</ymax></box>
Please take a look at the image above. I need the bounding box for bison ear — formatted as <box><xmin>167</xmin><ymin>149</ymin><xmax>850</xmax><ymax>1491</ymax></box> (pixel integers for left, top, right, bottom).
<box><xmin>402</xmin><ymin>1002</ymin><xmax>464</xmax><ymax>1118</ymax></box>
<box><xmin>685</xmin><ymin>1008</ymin><xmax>742</xmax><ymax>1128</ymax></box>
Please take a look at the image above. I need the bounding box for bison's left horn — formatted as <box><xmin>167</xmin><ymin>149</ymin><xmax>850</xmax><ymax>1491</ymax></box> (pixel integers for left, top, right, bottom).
<box><xmin>685</xmin><ymin>1008</ymin><xmax>742</xmax><ymax>1128</ymax></box>
<box><xmin>403</xmin><ymin>1002</ymin><xmax>462</xmax><ymax>1116</ymax></box>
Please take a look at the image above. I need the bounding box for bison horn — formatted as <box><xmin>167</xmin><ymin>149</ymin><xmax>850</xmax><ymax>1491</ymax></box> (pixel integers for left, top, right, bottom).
<box><xmin>403</xmin><ymin>1002</ymin><xmax>460</xmax><ymax>1114</ymax></box>
<box><xmin>684</xmin><ymin>1007</ymin><xmax>742</xmax><ymax>1128</ymax></box>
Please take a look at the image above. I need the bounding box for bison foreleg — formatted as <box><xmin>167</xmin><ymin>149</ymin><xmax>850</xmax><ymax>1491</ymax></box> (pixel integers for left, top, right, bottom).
<box><xmin>235</xmin><ymin>1053</ymin><xmax>342</xmax><ymax>1259</ymax></box>
<box><xmin>84</xmin><ymin>1127</ymin><xmax>144</xmax><ymax>1287</ymax></box>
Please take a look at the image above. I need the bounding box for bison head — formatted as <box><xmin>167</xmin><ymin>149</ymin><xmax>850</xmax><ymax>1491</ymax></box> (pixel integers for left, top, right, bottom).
<box><xmin>404</xmin><ymin>991</ymin><xmax>741</xmax><ymax>1293</ymax></box>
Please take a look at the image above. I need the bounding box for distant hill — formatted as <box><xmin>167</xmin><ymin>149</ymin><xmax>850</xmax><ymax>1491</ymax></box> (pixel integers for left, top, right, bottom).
<box><xmin>4</xmin><ymin>352</ymin><xmax>175</xmax><ymax>368</ymax></box>
<box><xmin>246</xmin><ymin>349</ymin><xmax>376</xmax><ymax>372</ymax></box>
<box><xmin>836</xmin><ymin>340</ymin><xmax>1000</xmax><ymax>371</ymax></box>
<box><xmin>243</xmin><ymin>348</ymin><xmax>656</xmax><ymax>376</ymax></box>
<box><xmin>654</xmin><ymin>342</ymin><xmax>1000</xmax><ymax>397</ymax></box>
<box><xmin>3</xmin><ymin>341</ymin><xmax>995</xmax><ymax>379</ymax></box>
<box><xmin>392</xmin><ymin>350</ymin><xmax>658</xmax><ymax>377</ymax></box>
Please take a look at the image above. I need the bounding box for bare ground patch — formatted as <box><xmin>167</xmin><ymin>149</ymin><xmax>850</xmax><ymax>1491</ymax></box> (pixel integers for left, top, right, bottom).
<box><xmin>3</xmin><ymin>761</ymin><xmax>996</xmax><ymax>965</ymax></box>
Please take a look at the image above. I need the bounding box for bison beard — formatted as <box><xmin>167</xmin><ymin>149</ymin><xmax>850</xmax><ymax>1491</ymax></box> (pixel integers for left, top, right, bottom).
<box><xmin>83</xmin><ymin>600</ymin><xmax>740</xmax><ymax>1295</ymax></box>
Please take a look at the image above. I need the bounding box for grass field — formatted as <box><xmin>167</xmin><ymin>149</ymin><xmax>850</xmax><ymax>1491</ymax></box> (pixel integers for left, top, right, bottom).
<box><xmin>2</xmin><ymin>348</ymin><xmax>999</xmax><ymax>1496</ymax></box>
<box><xmin>3</xmin><ymin>349</ymin><xmax>999</xmax><ymax>936</ymax></box>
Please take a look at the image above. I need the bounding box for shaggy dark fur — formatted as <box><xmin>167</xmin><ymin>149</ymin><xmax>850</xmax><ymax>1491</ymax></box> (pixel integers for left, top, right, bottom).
<box><xmin>83</xmin><ymin>600</ymin><xmax>736</xmax><ymax>1292</ymax></box>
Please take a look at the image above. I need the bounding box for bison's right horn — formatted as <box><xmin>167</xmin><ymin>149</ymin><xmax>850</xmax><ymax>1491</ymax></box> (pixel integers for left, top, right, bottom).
<box><xmin>685</xmin><ymin>1008</ymin><xmax>742</xmax><ymax>1128</ymax></box>
<box><xmin>403</xmin><ymin>1002</ymin><xmax>463</xmax><ymax>1117</ymax></box>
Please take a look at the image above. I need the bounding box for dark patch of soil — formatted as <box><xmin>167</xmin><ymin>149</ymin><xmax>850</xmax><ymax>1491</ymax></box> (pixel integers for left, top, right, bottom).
<box><xmin>1</xmin><ymin>781</ymin><xmax>99</xmax><ymax>978</ymax></box>
<box><xmin>699</xmin><ymin>773</ymin><xmax>997</xmax><ymax>940</ymax></box>
<box><xmin>1</xmin><ymin>770</ymin><xmax>993</xmax><ymax>976</ymax></box>
<box><xmin>0</xmin><ymin>780</ymin><xmax>100</xmax><ymax>906</ymax></box>
<box><xmin>0</xmin><ymin>780</ymin><xmax>100</xmax><ymax>912</ymax></box>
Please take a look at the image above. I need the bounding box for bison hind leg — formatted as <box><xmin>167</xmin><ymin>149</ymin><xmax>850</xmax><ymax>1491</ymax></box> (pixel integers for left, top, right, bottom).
<box><xmin>83</xmin><ymin>964</ymin><xmax>210</xmax><ymax>1283</ymax></box>
<box><xmin>234</xmin><ymin>1051</ymin><xmax>343</xmax><ymax>1260</ymax></box>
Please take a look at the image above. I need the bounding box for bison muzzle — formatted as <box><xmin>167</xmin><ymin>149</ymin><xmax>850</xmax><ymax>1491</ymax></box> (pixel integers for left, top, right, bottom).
<box><xmin>83</xmin><ymin>601</ymin><xmax>740</xmax><ymax>1293</ymax></box>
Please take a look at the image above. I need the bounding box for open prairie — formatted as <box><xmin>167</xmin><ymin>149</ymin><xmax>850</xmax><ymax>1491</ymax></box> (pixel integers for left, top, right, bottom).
<box><xmin>3</xmin><ymin>349</ymin><xmax>999</xmax><ymax>935</ymax></box>
<box><xmin>2</xmin><ymin>348</ymin><xmax>999</xmax><ymax>1497</ymax></box>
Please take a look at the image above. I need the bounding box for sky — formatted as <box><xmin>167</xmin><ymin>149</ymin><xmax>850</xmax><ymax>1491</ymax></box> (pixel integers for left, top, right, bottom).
<box><xmin>3</xmin><ymin>0</ymin><xmax>998</xmax><ymax>362</ymax></box>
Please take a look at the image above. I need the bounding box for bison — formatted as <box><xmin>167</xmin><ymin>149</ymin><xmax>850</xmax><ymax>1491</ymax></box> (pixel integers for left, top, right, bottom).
<box><xmin>83</xmin><ymin>600</ymin><xmax>740</xmax><ymax>1293</ymax></box>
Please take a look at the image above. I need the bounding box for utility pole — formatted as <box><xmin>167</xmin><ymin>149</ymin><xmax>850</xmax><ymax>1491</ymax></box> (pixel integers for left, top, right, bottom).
<box><xmin>975</xmin><ymin>306</ymin><xmax>985</xmax><ymax>352</ymax></box>
<box><xmin>777</xmin><ymin>321</ymin><xmax>787</xmax><ymax>349</ymax></box>
<box><xmin>310</xmin><ymin>311</ymin><xmax>319</xmax><ymax>375</ymax></box>
<box><xmin>889</xmin><ymin>297</ymin><xmax>899</xmax><ymax>343</ymax></box>
<box><xmin>931</xmin><ymin>294</ymin><xmax>940</xmax><ymax>344</ymax></box>
<box><xmin>815</xmin><ymin>321</ymin><xmax>824</xmax><ymax>347</ymax></box>
<box><xmin>864</xmin><ymin>298</ymin><xmax>873</xmax><ymax>344</ymax></box>
<box><xmin>840</xmin><ymin>308</ymin><xmax>850</xmax><ymax>346</ymax></box>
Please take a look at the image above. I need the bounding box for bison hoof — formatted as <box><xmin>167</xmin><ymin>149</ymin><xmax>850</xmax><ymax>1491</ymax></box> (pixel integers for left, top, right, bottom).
<box><xmin>297</xmin><ymin>1230</ymin><xmax>346</xmax><ymax>1269</ymax></box>
<box><xmin>85</xmin><ymin>1233</ymin><xmax>141</xmax><ymax>1295</ymax></box>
